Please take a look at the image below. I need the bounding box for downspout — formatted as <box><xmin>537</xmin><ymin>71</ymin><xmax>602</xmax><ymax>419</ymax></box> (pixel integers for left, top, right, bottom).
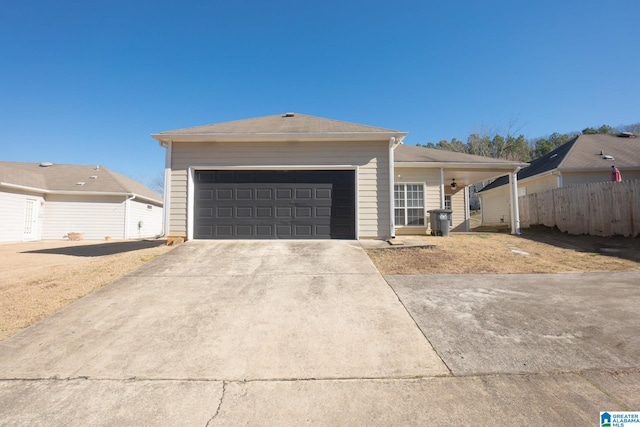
<box><xmin>160</xmin><ymin>141</ymin><xmax>172</xmax><ymax>237</ymax></box>
<box><xmin>389</xmin><ymin>137</ymin><xmax>399</xmax><ymax>238</ymax></box>
<box><xmin>124</xmin><ymin>194</ymin><xmax>136</xmax><ymax>240</ymax></box>
<box><xmin>509</xmin><ymin>167</ymin><xmax>522</xmax><ymax>235</ymax></box>
<box><xmin>440</xmin><ymin>168</ymin><xmax>445</xmax><ymax>208</ymax></box>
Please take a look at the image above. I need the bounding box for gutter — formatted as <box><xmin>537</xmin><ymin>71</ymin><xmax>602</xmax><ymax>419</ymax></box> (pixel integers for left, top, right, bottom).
<box><xmin>151</xmin><ymin>132</ymin><xmax>408</xmax><ymax>144</ymax></box>
<box><xmin>0</xmin><ymin>182</ymin><xmax>161</xmax><ymax>205</ymax></box>
<box><xmin>395</xmin><ymin>161</ymin><xmax>529</xmax><ymax>169</ymax></box>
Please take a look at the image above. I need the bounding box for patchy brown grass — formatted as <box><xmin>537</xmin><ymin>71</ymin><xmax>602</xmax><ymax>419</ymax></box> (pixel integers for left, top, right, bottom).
<box><xmin>0</xmin><ymin>240</ymin><xmax>173</xmax><ymax>341</ymax></box>
<box><xmin>367</xmin><ymin>228</ymin><xmax>640</xmax><ymax>275</ymax></box>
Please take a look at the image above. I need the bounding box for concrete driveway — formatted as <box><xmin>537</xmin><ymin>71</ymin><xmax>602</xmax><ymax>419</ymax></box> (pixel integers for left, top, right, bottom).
<box><xmin>0</xmin><ymin>241</ymin><xmax>638</xmax><ymax>426</ymax></box>
<box><xmin>0</xmin><ymin>240</ymin><xmax>447</xmax><ymax>424</ymax></box>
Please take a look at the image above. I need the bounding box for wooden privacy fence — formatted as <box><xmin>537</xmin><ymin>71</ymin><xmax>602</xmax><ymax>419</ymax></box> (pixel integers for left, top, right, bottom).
<box><xmin>518</xmin><ymin>180</ymin><xmax>640</xmax><ymax>237</ymax></box>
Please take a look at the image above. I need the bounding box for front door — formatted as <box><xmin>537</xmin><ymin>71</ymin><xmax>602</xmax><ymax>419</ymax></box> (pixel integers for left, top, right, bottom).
<box><xmin>23</xmin><ymin>199</ymin><xmax>38</xmax><ymax>240</ymax></box>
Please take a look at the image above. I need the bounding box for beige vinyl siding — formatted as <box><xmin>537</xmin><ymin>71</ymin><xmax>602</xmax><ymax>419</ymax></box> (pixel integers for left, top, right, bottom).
<box><xmin>127</xmin><ymin>200</ymin><xmax>163</xmax><ymax>239</ymax></box>
<box><xmin>562</xmin><ymin>170</ymin><xmax>640</xmax><ymax>187</ymax></box>
<box><xmin>523</xmin><ymin>174</ymin><xmax>558</xmax><ymax>194</ymax></box>
<box><xmin>394</xmin><ymin>167</ymin><xmax>441</xmax><ymax>235</ymax></box>
<box><xmin>449</xmin><ymin>189</ymin><xmax>466</xmax><ymax>231</ymax></box>
<box><xmin>0</xmin><ymin>189</ymin><xmax>44</xmax><ymax>242</ymax></box>
<box><xmin>480</xmin><ymin>173</ymin><xmax>558</xmax><ymax>226</ymax></box>
<box><xmin>479</xmin><ymin>186</ymin><xmax>511</xmax><ymax>226</ymax></box>
<box><xmin>43</xmin><ymin>195</ymin><xmax>126</xmax><ymax>240</ymax></box>
<box><xmin>170</xmin><ymin>140</ymin><xmax>390</xmax><ymax>239</ymax></box>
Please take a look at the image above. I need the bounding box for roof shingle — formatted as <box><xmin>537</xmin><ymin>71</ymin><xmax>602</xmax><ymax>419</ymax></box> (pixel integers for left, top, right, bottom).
<box><xmin>480</xmin><ymin>133</ymin><xmax>640</xmax><ymax>192</ymax></box>
<box><xmin>154</xmin><ymin>113</ymin><xmax>403</xmax><ymax>136</ymax></box>
<box><xmin>0</xmin><ymin>162</ymin><xmax>162</xmax><ymax>203</ymax></box>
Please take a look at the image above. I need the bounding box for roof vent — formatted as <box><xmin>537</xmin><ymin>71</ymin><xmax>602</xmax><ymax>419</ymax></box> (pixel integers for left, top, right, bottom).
<box><xmin>90</xmin><ymin>175</ymin><xmax>98</xmax><ymax>180</ymax></box>
<box><xmin>603</xmin><ymin>154</ymin><xmax>615</xmax><ymax>160</ymax></box>
<box><xmin>283</xmin><ymin>112</ymin><xmax>295</xmax><ymax>117</ymax></box>
<box><xmin>39</xmin><ymin>162</ymin><xmax>53</xmax><ymax>167</ymax></box>
<box><xmin>94</xmin><ymin>165</ymin><xmax>100</xmax><ymax>170</ymax></box>
<box><xmin>550</xmin><ymin>153</ymin><xmax>558</xmax><ymax>158</ymax></box>
<box><xmin>76</xmin><ymin>181</ymin><xmax>85</xmax><ymax>186</ymax></box>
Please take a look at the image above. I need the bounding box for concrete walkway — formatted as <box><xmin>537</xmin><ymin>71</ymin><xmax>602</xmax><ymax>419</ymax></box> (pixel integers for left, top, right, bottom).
<box><xmin>0</xmin><ymin>241</ymin><xmax>638</xmax><ymax>425</ymax></box>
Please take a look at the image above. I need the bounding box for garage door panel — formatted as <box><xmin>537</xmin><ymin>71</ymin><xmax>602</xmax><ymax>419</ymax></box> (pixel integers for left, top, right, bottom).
<box><xmin>276</xmin><ymin>206</ymin><xmax>293</xmax><ymax>218</ymax></box>
<box><xmin>236</xmin><ymin>207</ymin><xmax>252</xmax><ymax>218</ymax></box>
<box><xmin>316</xmin><ymin>188</ymin><xmax>332</xmax><ymax>199</ymax></box>
<box><xmin>255</xmin><ymin>188</ymin><xmax>273</xmax><ymax>199</ymax></box>
<box><xmin>236</xmin><ymin>188</ymin><xmax>253</xmax><ymax>200</ymax></box>
<box><xmin>236</xmin><ymin>225</ymin><xmax>253</xmax><ymax>237</ymax></box>
<box><xmin>276</xmin><ymin>188</ymin><xmax>293</xmax><ymax>199</ymax></box>
<box><xmin>194</xmin><ymin>170</ymin><xmax>355</xmax><ymax>239</ymax></box>
<box><xmin>215</xmin><ymin>207</ymin><xmax>232</xmax><ymax>218</ymax></box>
<box><xmin>198</xmin><ymin>190</ymin><xmax>214</xmax><ymax>200</ymax></box>
<box><xmin>216</xmin><ymin>189</ymin><xmax>233</xmax><ymax>200</ymax></box>
<box><xmin>316</xmin><ymin>206</ymin><xmax>331</xmax><ymax>217</ymax></box>
<box><xmin>295</xmin><ymin>188</ymin><xmax>313</xmax><ymax>199</ymax></box>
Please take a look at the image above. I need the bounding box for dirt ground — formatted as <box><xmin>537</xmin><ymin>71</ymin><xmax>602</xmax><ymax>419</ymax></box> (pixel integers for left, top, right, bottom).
<box><xmin>0</xmin><ymin>239</ymin><xmax>173</xmax><ymax>341</ymax></box>
<box><xmin>368</xmin><ymin>225</ymin><xmax>640</xmax><ymax>275</ymax></box>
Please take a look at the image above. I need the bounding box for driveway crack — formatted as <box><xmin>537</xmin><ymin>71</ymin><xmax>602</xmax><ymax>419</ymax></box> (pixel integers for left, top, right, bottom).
<box><xmin>206</xmin><ymin>380</ymin><xmax>226</xmax><ymax>426</ymax></box>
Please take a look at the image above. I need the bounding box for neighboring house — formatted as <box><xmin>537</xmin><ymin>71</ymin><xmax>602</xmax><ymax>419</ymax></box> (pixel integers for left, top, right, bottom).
<box><xmin>478</xmin><ymin>133</ymin><xmax>640</xmax><ymax>226</ymax></box>
<box><xmin>0</xmin><ymin>162</ymin><xmax>163</xmax><ymax>242</ymax></box>
<box><xmin>152</xmin><ymin>113</ymin><xmax>525</xmax><ymax>241</ymax></box>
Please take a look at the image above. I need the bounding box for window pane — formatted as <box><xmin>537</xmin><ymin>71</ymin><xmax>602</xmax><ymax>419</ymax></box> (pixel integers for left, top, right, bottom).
<box><xmin>406</xmin><ymin>184</ymin><xmax>424</xmax><ymax>207</ymax></box>
<box><xmin>394</xmin><ymin>184</ymin><xmax>405</xmax><ymax>208</ymax></box>
<box><xmin>394</xmin><ymin>209</ymin><xmax>405</xmax><ymax>226</ymax></box>
<box><xmin>444</xmin><ymin>195</ymin><xmax>451</xmax><ymax>210</ymax></box>
<box><xmin>407</xmin><ymin>208</ymin><xmax>424</xmax><ymax>226</ymax></box>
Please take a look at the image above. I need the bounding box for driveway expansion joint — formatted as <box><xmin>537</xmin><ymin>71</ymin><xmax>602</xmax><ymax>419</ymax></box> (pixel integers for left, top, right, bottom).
<box><xmin>379</xmin><ymin>275</ymin><xmax>454</xmax><ymax>376</ymax></box>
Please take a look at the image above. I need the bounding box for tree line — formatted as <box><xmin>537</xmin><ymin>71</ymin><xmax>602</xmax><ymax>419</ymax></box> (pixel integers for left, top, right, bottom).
<box><xmin>419</xmin><ymin>122</ymin><xmax>640</xmax><ymax>162</ymax></box>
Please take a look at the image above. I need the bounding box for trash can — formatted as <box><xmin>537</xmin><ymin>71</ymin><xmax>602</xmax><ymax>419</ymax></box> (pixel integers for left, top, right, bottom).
<box><xmin>428</xmin><ymin>209</ymin><xmax>452</xmax><ymax>236</ymax></box>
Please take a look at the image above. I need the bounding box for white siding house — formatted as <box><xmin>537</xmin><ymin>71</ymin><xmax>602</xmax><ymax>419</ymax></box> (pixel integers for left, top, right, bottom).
<box><xmin>0</xmin><ymin>162</ymin><xmax>163</xmax><ymax>243</ymax></box>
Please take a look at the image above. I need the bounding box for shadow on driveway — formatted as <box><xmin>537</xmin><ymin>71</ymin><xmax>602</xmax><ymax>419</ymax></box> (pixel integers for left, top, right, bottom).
<box><xmin>22</xmin><ymin>240</ymin><xmax>166</xmax><ymax>258</ymax></box>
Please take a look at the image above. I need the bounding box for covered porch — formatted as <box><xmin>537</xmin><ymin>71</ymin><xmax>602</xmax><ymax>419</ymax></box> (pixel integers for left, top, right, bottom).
<box><xmin>392</xmin><ymin>145</ymin><xmax>528</xmax><ymax>235</ymax></box>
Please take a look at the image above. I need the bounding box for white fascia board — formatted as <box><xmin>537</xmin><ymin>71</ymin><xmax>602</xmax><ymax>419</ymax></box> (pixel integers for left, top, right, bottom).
<box><xmin>0</xmin><ymin>182</ymin><xmax>48</xmax><ymax>194</ymax></box>
<box><xmin>189</xmin><ymin>165</ymin><xmax>358</xmax><ymax>171</ymax></box>
<box><xmin>151</xmin><ymin>132</ymin><xmax>408</xmax><ymax>144</ymax></box>
<box><xmin>394</xmin><ymin>161</ymin><xmax>528</xmax><ymax>169</ymax></box>
<box><xmin>479</xmin><ymin>169</ymin><xmax>559</xmax><ymax>195</ymax></box>
<box><xmin>0</xmin><ymin>182</ymin><xmax>162</xmax><ymax>205</ymax></box>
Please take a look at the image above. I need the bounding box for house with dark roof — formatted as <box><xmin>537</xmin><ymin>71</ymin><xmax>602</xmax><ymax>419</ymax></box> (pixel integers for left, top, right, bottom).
<box><xmin>152</xmin><ymin>113</ymin><xmax>526</xmax><ymax>240</ymax></box>
<box><xmin>478</xmin><ymin>133</ymin><xmax>640</xmax><ymax>226</ymax></box>
<box><xmin>0</xmin><ymin>162</ymin><xmax>163</xmax><ymax>242</ymax></box>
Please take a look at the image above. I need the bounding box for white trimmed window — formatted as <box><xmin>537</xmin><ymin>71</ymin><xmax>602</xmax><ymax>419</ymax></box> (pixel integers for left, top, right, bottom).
<box><xmin>444</xmin><ymin>195</ymin><xmax>451</xmax><ymax>210</ymax></box>
<box><xmin>394</xmin><ymin>183</ymin><xmax>425</xmax><ymax>226</ymax></box>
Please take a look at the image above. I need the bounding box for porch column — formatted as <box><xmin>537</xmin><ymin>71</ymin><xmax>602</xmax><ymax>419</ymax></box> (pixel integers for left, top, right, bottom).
<box><xmin>508</xmin><ymin>168</ymin><xmax>521</xmax><ymax>235</ymax></box>
<box><xmin>440</xmin><ymin>168</ymin><xmax>445</xmax><ymax>208</ymax></box>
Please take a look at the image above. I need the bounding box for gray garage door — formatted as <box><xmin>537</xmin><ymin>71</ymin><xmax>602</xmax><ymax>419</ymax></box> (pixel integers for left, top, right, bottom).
<box><xmin>194</xmin><ymin>170</ymin><xmax>355</xmax><ymax>239</ymax></box>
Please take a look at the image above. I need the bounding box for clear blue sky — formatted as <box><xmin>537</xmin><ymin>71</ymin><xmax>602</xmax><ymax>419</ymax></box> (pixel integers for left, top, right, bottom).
<box><xmin>2</xmin><ymin>0</ymin><xmax>638</xmax><ymax>188</ymax></box>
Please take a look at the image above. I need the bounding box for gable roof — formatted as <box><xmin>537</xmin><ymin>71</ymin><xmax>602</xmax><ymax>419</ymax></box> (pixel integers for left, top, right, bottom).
<box><xmin>480</xmin><ymin>133</ymin><xmax>640</xmax><ymax>192</ymax></box>
<box><xmin>0</xmin><ymin>162</ymin><xmax>163</xmax><ymax>204</ymax></box>
<box><xmin>394</xmin><ymin>144</ymin><xmax>526</xmax><ymax>166</ymax></box>
<box><xmin>152</xmin><ymin>113</ymin><xmax>407</xmax><ymax>142</ymax></box>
